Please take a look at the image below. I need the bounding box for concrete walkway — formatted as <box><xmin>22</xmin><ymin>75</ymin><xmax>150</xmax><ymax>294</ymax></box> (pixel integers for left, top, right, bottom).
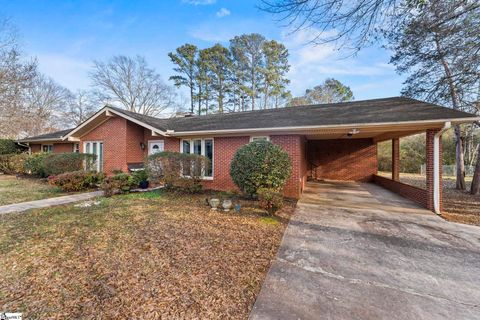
<box><xmin>0</xmin><ymin>191</ymin><xmax>103</xmax><ymax>214</ymax></box>
<box><xmin>250</xmin><ymin>181</ymin><xmax>480</xmax><ymax>320</ymax></box>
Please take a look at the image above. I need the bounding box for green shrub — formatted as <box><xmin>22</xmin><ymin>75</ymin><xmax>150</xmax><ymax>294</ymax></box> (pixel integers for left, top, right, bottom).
<box><xmin>24</xmin><ymin>152</ymin><xmax>96</xmax><ymax>177</ymax></box>
<box><xmin>48</xmin><ymin>171</ymin><xmax>104</xmax><ymax>192</ymax></box>
<box><xmin>0</xmin><ymin>139</ymin><xmax>18</xmax><ymax>155</ymax></box>
<box><xmin>43</xmin><ymin>153</ymin><xmax>96</xmax><ymax>176</ymax></box>
<box><xmin>257</xmin><ymin>187</ymin><xmax>284</xmax><ymax>214</ymax></box>
<box><xmin>24</xmin><ymin>153</ymin><xmax>51</xmax><ymax>177</ymax></box>
<box><xmin>131</xmin><ymin>169</ymin><xmax>148</xmax><ymax>186</ymax></box>
<box><xmin>100</xmin><ymin>173</ymin><xmax>134</xmax><ymax>197</ymax></box>
<box><xmin>146</xmin><ymin>151</ymin><xmax>209</xmax><ymax>193</ymax></box>
<box><xmin>0</xmin><ymin>153</ymin><xmax>28</xmax><ymax>174</ymax></box>
<box><xmin>230</xmin><ymin>141</ymin><xmax>292</xmax><ymax>196</ymax></box>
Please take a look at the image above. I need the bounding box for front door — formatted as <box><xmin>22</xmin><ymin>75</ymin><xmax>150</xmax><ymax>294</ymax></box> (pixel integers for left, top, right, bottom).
<box><xmin>148</xmin><ymin>140</ymin><xmax>164</xmax><ymax>155</ymax></box>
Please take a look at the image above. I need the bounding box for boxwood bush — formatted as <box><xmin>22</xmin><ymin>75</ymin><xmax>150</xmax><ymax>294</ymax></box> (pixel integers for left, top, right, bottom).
<box><xmin>230</xmin><ymin>140</ymin><xmax>292</xmax><ymax>196</ymax></box>
<box><xmin>0</xmin><ymin>153</ymin><xmax>29</xmax><ymax>174</ymax></box>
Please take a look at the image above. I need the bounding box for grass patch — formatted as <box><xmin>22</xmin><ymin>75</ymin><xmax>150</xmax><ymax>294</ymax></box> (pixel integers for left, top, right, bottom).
<box><xmin>0</xmin><ymin>190</ymin><xmax>294</xmax><ymax>318</ymax></box>
<box><xmin>0</xmin><ymin>175</ymin><xmax>68</xmax><ymax>206</ymax></box>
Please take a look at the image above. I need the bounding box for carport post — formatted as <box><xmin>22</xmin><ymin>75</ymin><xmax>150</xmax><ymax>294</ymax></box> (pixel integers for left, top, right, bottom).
<box><xmin>426</xmin><ymin>122</ymin><xmax>451</xmax><ymax>214</ymax></box>
<box><xmin>392</xmin><ymin>138</ymin><xmax>400</xmax><ymax>181</ymax></box>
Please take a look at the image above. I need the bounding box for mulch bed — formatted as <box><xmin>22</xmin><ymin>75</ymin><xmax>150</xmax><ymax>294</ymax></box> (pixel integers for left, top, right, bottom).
<box><xmin>0</xmin><ymin>190</ymin><xmax>294</xmax><ymax>319</ymax></box>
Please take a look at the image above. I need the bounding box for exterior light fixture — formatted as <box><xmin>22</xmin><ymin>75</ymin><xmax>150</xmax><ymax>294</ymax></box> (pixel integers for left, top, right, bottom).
<box><xmin>140</xmin><ymin>142</ymin><xmax>145</xmax><ymax>150</ymax></box>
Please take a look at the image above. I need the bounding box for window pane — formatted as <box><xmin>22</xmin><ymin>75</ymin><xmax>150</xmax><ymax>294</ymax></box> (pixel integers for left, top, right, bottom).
<box><xmin>182</xmin><ymin>140</ymin><xmax>190</xmax><ymax>154</ymax></box>
<box><xmin>193</xmin><ymin>140</ymin><xmax>201</xmax><ymax>155</ymax></box>
<box><xmin>85</xmin><ymin>143</ymin><xmax>90</xmax><ymax>154</ymax></box>
<box><xmin>205</xmin><ymin>139</ymin><xmax>213</xmax><ymax>177</ymax></box>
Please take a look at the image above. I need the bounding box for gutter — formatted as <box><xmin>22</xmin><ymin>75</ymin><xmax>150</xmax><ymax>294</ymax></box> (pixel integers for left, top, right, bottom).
<box><xmin>434</xmin><ymin>121</ymin><xmax>451</xmax><ymax>215</ymax></box>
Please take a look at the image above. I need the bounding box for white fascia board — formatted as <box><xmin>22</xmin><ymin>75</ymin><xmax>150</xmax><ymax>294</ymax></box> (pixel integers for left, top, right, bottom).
<box><xmin>170</xmin><ymin>117</ymin><xmax>480</xmax><ymax>137</ymax></box>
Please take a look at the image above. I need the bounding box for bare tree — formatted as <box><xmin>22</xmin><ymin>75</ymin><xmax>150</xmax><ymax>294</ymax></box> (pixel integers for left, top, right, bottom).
<box><xmin>62</xmin><ymin>90</ymin><xmax>98</xmax><ymax>126</ymax></box>
<box><xmin>90</xmin><ymin>55</ymin><xmax>176</xmax><ymax>116</ymax></box>
<box><xmin>261</xmin><ymin>0</ymin><xmax>480</xmax><ymax>52</ymax></box>
<box><xmin>0</xmin><ymin>18</ymin><xmax>38</xmax><ymax>138</ymax></box>
<box><xmin>23</xmin><ymin>74</ymin><xmax>73</xmax><ymax>136</ymax></box>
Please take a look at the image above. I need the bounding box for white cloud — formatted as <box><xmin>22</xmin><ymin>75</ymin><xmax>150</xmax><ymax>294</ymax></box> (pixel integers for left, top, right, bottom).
<box><xmin>182</xmin><ymin>0</ymin><xmax>216</xmax><ymax>5</ymax></box>
<box><xmin>216</xmin><ymin>8</ymin><xmax>231</xmax><ymax>18</ymax></box>
<box><xmin>36</xmin><ymin>54</ymin><xmax>91</xmax><ymax>91</ymax></box>
<box><xmin>282</xmin><ymin>27</ymin><xmax>396</xmax><ymax>96</ymax></box>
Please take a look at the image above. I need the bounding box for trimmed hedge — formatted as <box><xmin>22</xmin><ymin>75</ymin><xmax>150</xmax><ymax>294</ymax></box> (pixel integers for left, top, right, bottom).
<box><xmin>48</xmin><ymin>171</ymin><xmax>104</xmax><ymax>192</ymax></box>
<box><xmin>24</xmin><ymin>152</ymin><xmax>96</xmax><ymax>177</ymax></box>
<box><xmin>230</xmin><ymin>141</ymin><xmax>292</xmax><ymax>196</ymax></box>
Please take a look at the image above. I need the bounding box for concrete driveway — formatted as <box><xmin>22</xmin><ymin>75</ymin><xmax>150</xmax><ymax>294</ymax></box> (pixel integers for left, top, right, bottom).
<box><xmin>251</xmin><ymin>181</ymin><xmax>480</xmax><ymax>320</ymax></box>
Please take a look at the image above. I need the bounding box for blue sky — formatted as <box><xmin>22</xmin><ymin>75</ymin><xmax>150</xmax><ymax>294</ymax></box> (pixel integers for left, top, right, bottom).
<box><xmin>1</xmin><ymin>0</ymin><xmax>406</xmax><ymax>101</ymax></box>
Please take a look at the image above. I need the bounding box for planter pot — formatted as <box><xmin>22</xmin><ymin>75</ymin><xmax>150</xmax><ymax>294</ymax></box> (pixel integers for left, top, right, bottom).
<box><xmin>139</xmin><ymin>180</ymin><xmax>149</xmax><ymax>189</ymax></box>
<box><xmin>222</xmin><ymin>199</ymin><xmax>233</xmax><ymax>212</ymax></box>
<box><xmin>209</xmin><ymin>198</ymin><xmax>220</xmax><ymax>210</ymax></box>
<box><xmin>234</xmin><ymin>203</ymin><xmax>241</xmax><ymax>213</ymax></box>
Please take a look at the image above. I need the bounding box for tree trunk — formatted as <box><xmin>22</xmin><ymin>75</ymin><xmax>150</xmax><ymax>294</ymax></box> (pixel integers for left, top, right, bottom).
<box><xmin>471</xmin><ymin>143</ymin><xmax>480</xmax><ymax>195</ymax></box>
<box><xmin>434</xmin><ymin>33</ymin><xmax>466</xmax><ymax>190</ymax></box>
<box><xmin>455</xmin><ymin>126</ymin><xmax>466</xmax><ymax>190</ymax></box>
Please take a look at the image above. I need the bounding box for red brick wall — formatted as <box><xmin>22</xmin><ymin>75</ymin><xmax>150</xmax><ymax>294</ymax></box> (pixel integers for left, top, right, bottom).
<box><xmin>29</xmin><ymin>143</ymin><xmax>73</xmax><ymax>153</ymax></box>
<box><xmin>199</xmin><ymin>135</ymin><xmax>306</xmax><ymax>199</ymax></box>
<box><xmin>392</xmin><ymin>138</ymin><xmax>400</xmax><ymax>181</ymax></box>
<box><xmin>143</xmin><ymin>129</ymin><xmax>180</xmax><ymax>156</ymax></box>
<box><xmin>80</xmin><ymin>116</ymin><xmax>128</xmax><ymax>173</ymax></box>
<box><xmin>30</xmin><ymin>144</ymin><xmax>41</xmax><ymax>153</ymax></box>
<box><xmin>271</xmin><ymin>135</ymin><xmax>307</xmax><ymax>198</ymax></box>
<box><xmin>126</xmin><ymin>121</ymin><xmax>145</xmax><ymax>163</ymax></box>
<box><xmin>307</xmin><ymin>138</ymin><xmax>377</xmax><ymax>182</ymax></box>
<box><xmin>201</xmin><ymin>136</ymin><xmax>250</xmax><ymax>194</ymax></box>
<box><xmin>373</xmin><ymin>175</ymin><xmax>428</xmax><ymax>207</ymax></box>
<box><xmin>426</xmin><ymin>129</ymin><xmax>442</xmax><ymax>211</ymax></box>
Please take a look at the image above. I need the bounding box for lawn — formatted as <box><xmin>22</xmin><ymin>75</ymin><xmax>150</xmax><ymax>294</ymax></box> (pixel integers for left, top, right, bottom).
<box><xmin>0</xmin><ymin>190</ymin><xmax>294</xmax><ymax>319</ymax></box>
<box><xmin>378</xmin><ymin>172</ymin><xmax>480</xmax><ymax>226</ymax></box>
<box><xmin>0</xmin><ymin>175</ymin><xmax>66</xmax><ymax>206</ymax></box>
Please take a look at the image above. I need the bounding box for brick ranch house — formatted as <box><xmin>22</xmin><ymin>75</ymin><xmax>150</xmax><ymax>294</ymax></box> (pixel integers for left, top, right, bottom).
<box><xmin>18</xmin><ymin>97</ymin><xmax>479</xmax><ymax>214</ymax></box>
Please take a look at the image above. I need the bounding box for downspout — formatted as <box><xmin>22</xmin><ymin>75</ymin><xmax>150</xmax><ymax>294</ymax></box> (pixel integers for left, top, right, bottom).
<box><xmin>434</xmin><ymin>122</ymin><xmax>451</xmax><ymax>214</ymax></box>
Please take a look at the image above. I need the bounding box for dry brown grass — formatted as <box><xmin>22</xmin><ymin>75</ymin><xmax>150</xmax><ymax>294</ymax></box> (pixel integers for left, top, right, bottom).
<box><xmin>378</xmin><ymin>172</ymin><xmax>480</xmax><ymax>226</ymax></box>
<box><xmin>0</xmin><ymin>189</ymin><xmax>294</xmax><ymax>319</ymax></box>
<box><xmin>0</xmin><ymin>175</ymin><xmax>66</xmax><ymax>206</ymax></box>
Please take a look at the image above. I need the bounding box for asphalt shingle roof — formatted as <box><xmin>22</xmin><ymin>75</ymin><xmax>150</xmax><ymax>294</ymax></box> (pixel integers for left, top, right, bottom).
<box><xmin>140</xmin><ymin>97</ymin><xmax>477</xmax><ymax>133</ymax></box>
<box><xmin>19</xmin><ymin>97</ymin><xmax>479</xmax><ymax>141</ymax></box>
<box><xmin>17</xmin><ymin>128</ymin><xmax>74</xmax><ymax>142</ymax></box>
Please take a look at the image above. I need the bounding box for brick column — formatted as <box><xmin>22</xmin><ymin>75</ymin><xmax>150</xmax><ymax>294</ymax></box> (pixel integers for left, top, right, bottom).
<box><xmin>426</xmin><ymin>129</ymin><xmax>442</xmax><ymax>212</ymax></box>
<box><xmin>392</xmin><ymin>138</ymin><xmax>400</xmax><ymax>181</ymax></box>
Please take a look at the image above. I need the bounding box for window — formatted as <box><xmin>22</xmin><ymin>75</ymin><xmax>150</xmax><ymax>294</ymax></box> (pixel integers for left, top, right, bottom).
<box><xmin>73</xmin><ymin>143</ymin><xmax>80</xmax><ymax>153</ymax></box>
<box><xmin>42</xmin><ymin>144</ymin><xmax>53</xmax><ymax>153</ymax></box>
<box><xmin>148</xmin><ymin>140</ymin><xmax>164</xmax><ymax>155</ymax></box>
<box><xmin>83</xmin><ymin>141</ymin><xmax>103</xmax><ymax>172</ymax></box>
<box><xmin>250</xmin><ymin>136</ymin><xmax>270</xmax><ymax>142</ymax></box>
<box><xmin>180</xmin><ymin>138</ymin><xmax>214</xmax><ymax>179</ymax></box>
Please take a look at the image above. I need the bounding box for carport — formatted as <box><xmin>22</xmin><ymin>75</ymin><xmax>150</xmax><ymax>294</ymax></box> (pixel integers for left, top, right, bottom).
<box><xmin>303</xmin><ymin>121</ymin><xmax>450</xmax><ymax>214</ymax></box>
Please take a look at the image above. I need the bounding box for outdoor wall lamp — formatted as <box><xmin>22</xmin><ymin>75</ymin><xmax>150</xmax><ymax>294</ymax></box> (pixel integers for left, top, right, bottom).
<box><xmin>140</xmin><ymin>142</ymin><xmax>145</xmax><ymax>150</ymax></box>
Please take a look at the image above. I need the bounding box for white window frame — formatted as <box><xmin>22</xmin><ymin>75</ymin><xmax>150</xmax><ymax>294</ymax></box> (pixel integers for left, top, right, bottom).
<box><xmin>73</xmin><ymin>143</ymin><xmax>80</xmax><ymax>153</ymax></box>
<box><xmin>148</xmin><ymin>140</ymin><xmax>165</xmax><ymax>155</ymax></box>
<box><xmin>250</xmin><ymin>136</ymin><xmax>270</xmax><ymax>142</ymax></box>
<box><xmin>41</xmin><ymin>144</ymin><xmax>53</xmax><ymax>153</ymax></box>
<box><xmin>180</xmin><ymin>138</ymin><xmax>214</xmax><ymax>180</ymax></box>
<box><xmin>83</xmin><ymin>141</ymin><xmax>103</xmax><ymax>172</ymax></box>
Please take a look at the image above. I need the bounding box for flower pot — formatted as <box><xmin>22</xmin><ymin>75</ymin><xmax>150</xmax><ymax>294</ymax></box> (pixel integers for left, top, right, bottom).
<box><xmin>139</xmin><ymin>180</ymin><xmax>149</xmax><ymax>189</ymax></box>
<box><xmin>209</xmin><ymin>198</ymin><xmax>220</xmax><ymax>210</ymax></box>
<box><xmin>222</xmin><ymin>199</ymin><xmax>233</xmax><ymax>212</ymax></box>
<box><xmin>234</xmin><ymin>203</ymin><xmax>241</xmax><ymax>213</ymax></box>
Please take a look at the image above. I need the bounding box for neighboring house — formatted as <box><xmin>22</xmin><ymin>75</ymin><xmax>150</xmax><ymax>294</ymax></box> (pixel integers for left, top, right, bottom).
<box><xmin>18</xmin><ymin>97</ymin><xmax>479</xmax><ymax>213</ymax></box>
